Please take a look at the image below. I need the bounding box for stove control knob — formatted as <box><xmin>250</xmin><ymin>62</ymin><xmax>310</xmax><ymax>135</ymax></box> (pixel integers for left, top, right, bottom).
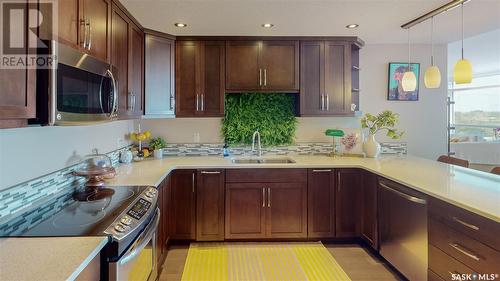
<box><xmin>146</xmin><ymin>191</ymin><xmax>156</xmax><ymax>198</ymax></box>
<box><xmin>114</xmin><ymin>223</ymin><xmax>126</xmax><ymax>233</ymax></box>
<box><xmin>120</xmin><ymin>216</ymin><xmax>132</xmax><ymax>226</ymax></box>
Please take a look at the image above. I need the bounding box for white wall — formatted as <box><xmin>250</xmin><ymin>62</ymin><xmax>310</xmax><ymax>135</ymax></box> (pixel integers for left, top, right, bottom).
<box><xmin>0</xmin><ymin>120</ymin><xmax>134</xmax><ymax>190</ymax></box>
<box><xmin>360</xmin><ymin>44</ymin><xmax>448</xmax><ymax>160</ymax></box>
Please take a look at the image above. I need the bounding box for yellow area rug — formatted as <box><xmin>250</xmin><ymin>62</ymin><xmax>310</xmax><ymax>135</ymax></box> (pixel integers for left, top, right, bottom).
<box><xmin>181</xmin><ymin>242</ymin><xmax>351</xmax><ymax>281</ymax></box>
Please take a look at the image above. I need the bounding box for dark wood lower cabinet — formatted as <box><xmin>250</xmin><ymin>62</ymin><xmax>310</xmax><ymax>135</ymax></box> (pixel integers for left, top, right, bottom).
<box><xmin>361</xmin><ymin>171</ymin><xmax>378</xmax><ymax>249</ymax></box>
<box><xmin>335</xmin><ymin>169</ymin><xmax>362</xmax><ymax>238</ymax></box>
<box><xmin>157</xmin><ymin>175</ymin><xmax>170</xmax><ymax>269</ymax></box>
<box><xmin>307</xmin><ymin>169</ymin><xmax>335</xmax><ymax>238</ymax></box>
<box><xmin>170</xmin><ymin>170</ymin><xmax>196</xmax><ymax>240</ymax></box>
<box><xmin>267</xmin><ymin>183</ymin><xmax>307</xmax><ymax>238</ymax></box>
<box><xmin>196</xmin><ymin>169</ymin><xmax>225</xmax><ymax>241</ymax></box>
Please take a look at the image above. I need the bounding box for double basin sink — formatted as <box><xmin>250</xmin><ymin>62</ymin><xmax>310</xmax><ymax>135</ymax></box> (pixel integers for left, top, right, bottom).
<box><xmin>231</xmin><ymin>157</ymin><xmax>296</xmax><ymax>164</ymax></box>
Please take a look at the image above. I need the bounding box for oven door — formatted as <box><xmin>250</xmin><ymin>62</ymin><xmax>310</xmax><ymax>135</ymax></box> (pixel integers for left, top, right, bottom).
<box><xmin>53</xmin><ymin>43</ymin><xmax>118</xmax><ymax>125</ymax></box>
<box><xmin>109</xmin><ymin>208</ymin><xmax>160</xmax><ymax>281</ymax></box>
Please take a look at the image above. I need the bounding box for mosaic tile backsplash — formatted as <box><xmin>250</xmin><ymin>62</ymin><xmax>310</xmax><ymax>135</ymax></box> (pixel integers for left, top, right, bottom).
<box><xmin>0</xmin><ymin>146</ymin><xmax>129</xmax><ymax>236</ymax></box>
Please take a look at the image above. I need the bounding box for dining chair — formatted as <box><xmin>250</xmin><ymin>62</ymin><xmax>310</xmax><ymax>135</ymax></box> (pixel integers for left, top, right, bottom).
<box><xmin>490</xmin><ymin>167</ymin><xmax>500</xmax><ymax>175</ymax></box>
<box><xmin>437</xmin><ymin>155</ymin><xmax>470</xmax><ymax>168</ymax></box>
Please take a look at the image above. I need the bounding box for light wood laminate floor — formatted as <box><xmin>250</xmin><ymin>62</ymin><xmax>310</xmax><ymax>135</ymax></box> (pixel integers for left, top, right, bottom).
<box><xmin>158</xmin><ymin>243</ymin><xmax>401</xmax><ymax>281</ymax></box>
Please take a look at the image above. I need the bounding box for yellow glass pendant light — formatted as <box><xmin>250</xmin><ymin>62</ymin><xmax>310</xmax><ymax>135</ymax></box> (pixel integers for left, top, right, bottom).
<box><xmin>453</xmin><ymin>3</ymin><xmax>473</xmax><ymax>84</ymax></box>
<box><xmin>424</xmin><ymin>17</ymin><xmax>441</xmax><ymax>88</ymax></box>
<box><xmin>402</xmin><ymin>28</ymin><xmax>417</xmax><ymax>92</ymax></box>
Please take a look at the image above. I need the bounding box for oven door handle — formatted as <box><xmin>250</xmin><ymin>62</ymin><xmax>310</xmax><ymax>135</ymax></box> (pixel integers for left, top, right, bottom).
<box><xmin>106</xmin><ymin>68</ymin><xmax>118</xmax><ymax>118</ymax></box>
<box><xmin>119</xmin><ymin>208</ymin><xmax>160</xmax><ymax>265</ymax></box>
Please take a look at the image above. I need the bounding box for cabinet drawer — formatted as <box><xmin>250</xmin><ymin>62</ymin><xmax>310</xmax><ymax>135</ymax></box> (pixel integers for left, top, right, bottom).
<box><xmin>226</xmin><ymin>169</ymin><xmax>307</xmax><ymax>183</ymax></box>
<box><xmin>429</xmin><ymin>219</ymin><xmax>500</xmax><ymax>273</ymax></box>
<box><xmin>428</xmin><ymin>270</ymin><xmax>445</xmax><ymax>281</ymax></box>
<box><xmin>429</xmin><ymin>245</ymin><xmax>475</xmax><ymax>280</ymax></box>
<box><xmin>429</xmin><ymin>197</ymin><xmax>500</xmax><ymax>251</ymax></box>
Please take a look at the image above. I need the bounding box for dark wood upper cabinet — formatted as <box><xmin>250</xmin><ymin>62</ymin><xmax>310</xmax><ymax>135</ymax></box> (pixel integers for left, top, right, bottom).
<box><xmin>0</xmin><ymin>0</ymin><xmax>36</xmax><ymax>129</ymax></box>
<box><xmin>196</xmin><ymin>170</ymin><xmax>225</xmax><ymax>241</ymax></box>
<box><xmin>112</xmin><ymin>4</ymin><xmax>143</xmax><ymax>119</ymax></box>
<box><xmin>57</xmin><ymin>0</ymin><xmax>110</xmax><ymax>62</ymax></box>
<box><xmin>128</xmin><ymin>24</ymin><xmax>144</xmax><ymax>117</ymax></box>
<box><xmin>301</xmin><ymin>41</ymin><xmax>354</xmax><ymax>116</ymax></box>
<box><xmin>145</xmin><ymin>34</ymin><xmax>175</xmax><ymax>117</ymax></box>
<box><xmin>266</xmin><ymin>183</ymin><xmax>307</xmax><ymax>238</ymax></box>
<box><xmin>170</xmin><ymin>170</ymin><xmax>196</xmax><ymax>240</ymax></box>
<box><xmin>361</xmin><ymin>171</ymin><xmax>378</xmax><ymax>249</ymax></box>
<box><xmin>225</xmin><ymin>183</ymin><xmax>267</xmax><ymax>239</ymax></box>
<box><xmin>226</xmin><ymin>40</ymin><xmax>299</xmax><ymax>92</ymax></box>
<box><xmin>335</xmin><ymin>169</ymin><xmax>362</xmax><ymax>238</ymax></box>
<box><xmin>307</xmin><ymin>169</ymin><xmax>335</xmax><ymax>238</ymax></box>
<box><xmin>176</xmin><ymin>41</ymin><xmax>225</xmax><ymax>117</ymax></box>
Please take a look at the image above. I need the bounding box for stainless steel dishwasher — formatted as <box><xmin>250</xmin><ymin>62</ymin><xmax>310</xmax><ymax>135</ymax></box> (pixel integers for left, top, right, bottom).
<box><xmin>379</xmin><ymin>179</ymin><xmax>428</xmax><ymax>281</ymax></box>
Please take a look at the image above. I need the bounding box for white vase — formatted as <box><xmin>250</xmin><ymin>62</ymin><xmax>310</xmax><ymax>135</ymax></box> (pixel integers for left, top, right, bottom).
<box><xmin>154</xmin><ymin>149</ymin><xmax>164</xmax><ymax>159</ymax></box>
<box><xmin>363</xmin><ymin>134</ymin><xmax>381</xmax><ymax>158</ymax></box>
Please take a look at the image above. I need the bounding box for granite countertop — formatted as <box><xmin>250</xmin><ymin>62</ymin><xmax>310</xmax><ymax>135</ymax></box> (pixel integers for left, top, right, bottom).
<box><xmin>106</xmin><ymin>155</ymin><xmax>500</xmax><ymax>223</ymax></box>
<box><xmin>0</xmin><ymin>236</ymin><xmax>109</xmax><ymax>281</ymax></box>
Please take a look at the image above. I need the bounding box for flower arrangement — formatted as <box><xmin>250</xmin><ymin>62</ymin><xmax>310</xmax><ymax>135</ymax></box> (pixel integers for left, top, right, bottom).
<box><xmin>360</xmin><ymin>110</ymin><xmax>404</xmax><ymax>139</ymax></box>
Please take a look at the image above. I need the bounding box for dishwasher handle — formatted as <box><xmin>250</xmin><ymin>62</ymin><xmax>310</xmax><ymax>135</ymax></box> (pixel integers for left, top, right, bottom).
<box><xmin>379</xmin><ymin>181</ymin><xmax>427</xmax><ymax>205</ymax></box>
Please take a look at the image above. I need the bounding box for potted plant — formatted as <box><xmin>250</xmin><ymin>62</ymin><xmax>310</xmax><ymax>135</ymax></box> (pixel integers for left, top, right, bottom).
<box><xmin>361</xmin><ymin>110</ymin><xmax>404</xmax><ymax>158</ymax></box>
<box><xmin>149</xmin><ymin>137</ymin><xmax>167</xmax><ymax>159</ymax></box>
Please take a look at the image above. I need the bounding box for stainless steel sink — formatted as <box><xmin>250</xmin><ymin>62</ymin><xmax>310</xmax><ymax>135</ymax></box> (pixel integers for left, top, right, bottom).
<box><xmin>231</xmin><ymin>157</ymin><xmax>296</xmax><ymax>164</ymax></box>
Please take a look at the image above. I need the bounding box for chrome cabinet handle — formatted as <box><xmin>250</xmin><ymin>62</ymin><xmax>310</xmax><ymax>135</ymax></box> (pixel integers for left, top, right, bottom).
<box><xmin>325</xmin><ymin>94</ymin><xmax>329</xmax><ymax>111</ymax></box>
<box><xmin>259</xmin><ymin>69</ymin><xmax>262</xmax><ymax>86</ymax></box>
<box><xmin>87</xmin><ymin>19</ymin><xmax>92</xmax><ymax>50</ymax></box>
<box><xmin>267</xmin><ymin>187</ymin><xmax>271</xmax><ymax>207</ymax></box>
<box><xmin>195</xmin><ymin>94</ymin><xmax>199</xmax><ymax>111</ymax></box>
<box><xmin>452</xmin><ymin>217</ymin><xmax>479</xmax><ymax>231</ymax></box>
<box><xmin>449</xmin><ymin>243</ymin><xmax>480</xmax><ymax>261</ymax></box>
<box><xmin>337</xmin><ymin>171</ymin><xmax>341</xmax><ymax>192</ymax></box>
<box><xmin>379</xmin><ymin>182</ymin><xmax>427</xmax><ymax>205</ymax></box>
<box><xmin>312</xmin><ymin>169</ymin><xmax>332</xmax><ymax>172</ymax></box>
<box><xmin>320</xmin><ymin>95</ymin><xmax>325</xmax><ymax>111</ymax></box>
<box><xmin>264</xmin><ymin>69</ymin><xmax>267</xmax><ymax>86</ymax></box>
<box><xmin>200</xmin><ymin>171</ymin><xmax>221</xmax><ymax>174</ymax></box>
<box><xmin>170</xmin><ymin>95</ymin><xmax>175</xmax><ymax>110</ymax></box>
<box><xmin>80</xmin><ymin>19</ymin><xmax>88</xmax><ymax>48</ymax></box>
<box><xmin>201</xmin><ymin>93</ymin><xmax>204</xmax><ymax>111</ymax></box>
<box><xmin>192</xmin><ymin>172</ymin><xmax>195</xmax><ymax>193</ymax></box>
<box><xmin>262</xmin><ymin>188</ymin><xmax>265</xmax><ymax>207</ymax></box>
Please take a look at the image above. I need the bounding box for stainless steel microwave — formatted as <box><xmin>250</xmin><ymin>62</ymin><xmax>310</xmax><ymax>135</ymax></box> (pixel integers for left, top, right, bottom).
<box><xmin>33</xmin><ymin>42</ymin><xmax>118</xmax><ymax>126</ymax></box>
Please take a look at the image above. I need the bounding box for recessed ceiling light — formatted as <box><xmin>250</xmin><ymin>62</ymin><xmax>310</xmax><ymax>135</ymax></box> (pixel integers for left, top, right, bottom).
<box><xmin>346</xmin><ymin>24</ymin><xmax>359</xmax><ymax>29</ymax></box>
<box><xmin>262</xmin><ymin>23</ymin><xmax>274</xmax><ymax>28</ymax></box>
<box><xmin>174</xmin><ymin>23</ymin><xmax>187</xmax><ymax>27</ymax></box>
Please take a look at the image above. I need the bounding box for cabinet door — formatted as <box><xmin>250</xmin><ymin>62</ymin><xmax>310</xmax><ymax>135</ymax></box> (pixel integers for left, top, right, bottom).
<box><xmin>196</xmin><ymin>170</ymin><xmax>225</xmax><ymax>241</ymax></box>
<box><xmin>199</xmin><ymin>41</ymin><xmax>225</xmax><ymax>117</ymax></box>
<box><xmin>225</xmin><ymin>41</ymin><xmax>261</xmax><ymax>91</ymax></box>
<box><xmin>335</xmin><ymin>169</ymin><xmax>362</xmax><ymax>237</ymax></box>
<box><xmin>175</xmin><ymin>41</ymin><xmax>199</xmax><ymax>117</ymax></box>
<box><xmin>300</xmin><ymin>41</ymin><xmax>325</xmax><ymax>116</ymax></box>
<box><xmin>325</xmin><ymin>41</ymin><xmax>352</xmax><ymax>114</ymax></box>
<box><xmin>0</xmin><ymin>1</ymin><xmax>36</xmax><ymax>129</ymax></box>
<box><xmin>82</xmin><ymin>0</ymin><xmax>110</xmax><ymax>62</ymax></box>
<box><xmin>111</xmin><ymin>6</ymin><xmax>129</xmax><ymax>118</ymax></box>
<box><xmin>261</xmin><ymin>41</ymin><xmax>299</xmax><ymax>91</ymax></box>
<box><xmin>128</xmin><ymin>24</ymin><xmax>144</xmax><ymax>117</ymax></box>
<box><xmin>57</xmin><ymin>0</ymin><xmax>80</xmax><ymax>48</ymax></box>
<box><xmin>157</xmin><ymin>176</ymin><xmax>170</xmax><ymax>266</ymax></box>
<box><xmin>170</xmin><ymin>170</ymin><xmax>196</xmax><ymax>240</ymax></box>
<box><xmin>361</xmin><ymin>171</ymin><xmax>378</xmax><ymax>249</ymax></box>
<box><xmin>307</xmin><ymin>169</ymin><xmax>335</xmax><ymax>238</ymax></box>
<box><xmin>145</xmin><ymin>35</ymin><xmax>175</xmax><ymax>117</ymax></box>
<box><xmin>225</xmin><ymin>183</ymin><xmax>266</xmax><ymax>239</ymax></box>
<box><xmin>267</xmin><ymin>183</ymin><xmax>307</xmax><ymax>238</ymax></box>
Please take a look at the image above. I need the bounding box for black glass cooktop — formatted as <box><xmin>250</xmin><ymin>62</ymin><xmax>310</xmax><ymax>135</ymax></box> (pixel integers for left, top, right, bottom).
<box><xmin>22</xmin><ymin>186</ymin><xmax>148</xmax><ymax>237</ymax></box>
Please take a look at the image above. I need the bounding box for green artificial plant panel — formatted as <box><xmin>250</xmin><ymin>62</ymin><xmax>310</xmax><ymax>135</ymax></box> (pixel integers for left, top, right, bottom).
<box><xmin>222</xmin><ymin>93</ymin><xmax>297</xmax><ymax>146</ymax></box>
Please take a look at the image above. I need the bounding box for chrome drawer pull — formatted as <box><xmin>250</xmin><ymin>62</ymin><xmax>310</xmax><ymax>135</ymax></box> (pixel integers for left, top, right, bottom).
<box><xmin>200</xmin><ymin>171</ymin><xmax>221</xmax><ymax>174</ymax></box>
<box><xmin>452</xmin><ymin>217</ymin><xmax>479</xmax><ymax>231</ymax></box>
<box><xmin>449</xmin><ymin>243</ymin><xmax>480</xmax><ymax>261</ymax></box>
<box><xmin>267</xmin><ymin>187</ymin><xmax>271</xmax><ymax>208</ymax></box>
<box><xmin>312</xmin><ymin>169</ymin><xmax>332</xmax><ymax>172</ymax></box>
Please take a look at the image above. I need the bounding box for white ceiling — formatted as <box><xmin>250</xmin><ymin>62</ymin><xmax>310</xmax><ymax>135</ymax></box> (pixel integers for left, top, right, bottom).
<box><xmin>120</xmin><ymin>0</ymin><xmax>500</xmax><ymax>44</ymax></box>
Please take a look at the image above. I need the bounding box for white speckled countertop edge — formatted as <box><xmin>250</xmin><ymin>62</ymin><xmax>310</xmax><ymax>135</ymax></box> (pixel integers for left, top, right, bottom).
<box><xmin>106</xmin><ymin>155</ymin><xmax>500</xmax><ymax>223</ymax></box>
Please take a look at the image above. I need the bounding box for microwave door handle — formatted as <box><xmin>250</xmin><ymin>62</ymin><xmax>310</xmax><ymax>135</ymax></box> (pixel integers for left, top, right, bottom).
<box><xmin>119</xmin><ymin>208</ymin><xmax>160</xmax><ymax>265</ymax></box>
<box><xmin>106</xmin><ymin>69</ymin><xmax>118</xmax><ymax>117</ymax></box>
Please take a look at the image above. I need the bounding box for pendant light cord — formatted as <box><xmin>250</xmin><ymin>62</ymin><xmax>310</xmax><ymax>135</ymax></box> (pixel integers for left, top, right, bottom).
<box><xmin>407</xmin><ymin>28</ymin><xmax>411</xmax><ymax>71</ymax></box>
<box><xmin>461</xmin><ymin>3</ymin><xmax>464</xmax><ymax>59</ymax></box>
<box><xmin>431</xmin><ymin>17</ymin><xmax>434</xmax><ymax>66</ymax></box>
